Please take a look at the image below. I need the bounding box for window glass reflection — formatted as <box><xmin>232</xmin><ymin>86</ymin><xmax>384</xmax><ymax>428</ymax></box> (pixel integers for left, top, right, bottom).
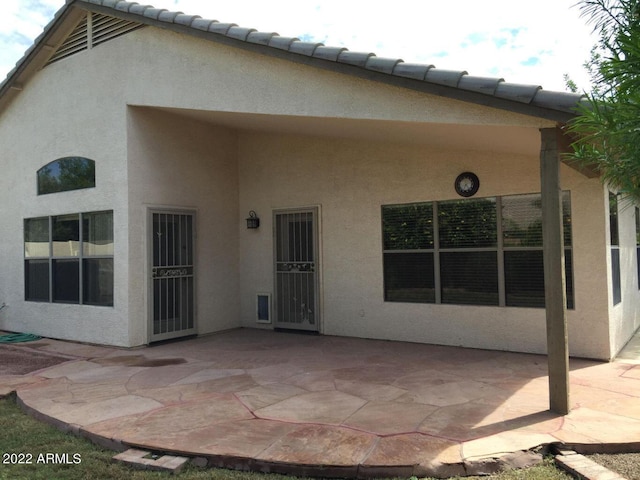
<box><xmin>24</xmin><ymin>217</ymin><xmax>49</xmax><ymax>258</ymax></box>
<box><xmin>37</xmin><ymin>157</ymin><xmax>95</xmax><ymax>195</ymax></box>
<box><xmin>83</xmin><ymin>211</ymin><xmax>114</xmax><ymax>256</ymax></box>
<box><xmin>52</xmin><ymin>214</ymin><xmax>80</xmax><ymax>257</ymax></box>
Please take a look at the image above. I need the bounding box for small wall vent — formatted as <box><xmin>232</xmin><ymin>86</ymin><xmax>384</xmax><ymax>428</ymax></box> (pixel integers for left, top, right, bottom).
<box><xmin>256</xmin><ymin>293</ymin><xmax>271</xmax><ymax>324</ymax></box>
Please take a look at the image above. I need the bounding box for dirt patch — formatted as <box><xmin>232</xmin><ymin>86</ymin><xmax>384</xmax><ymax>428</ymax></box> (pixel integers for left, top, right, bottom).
<box><xmin>0</xmin><ymin>346</ymin><xmax>72</xmax><ymax>376</ymax></box>
<box><xmin>91</xmin><ymin>355</ymin><xmax>187</xmax><ymax>367</ymax></box>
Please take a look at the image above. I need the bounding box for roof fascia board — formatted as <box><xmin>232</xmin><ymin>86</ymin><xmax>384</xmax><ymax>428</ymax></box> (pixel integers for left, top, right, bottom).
<box><xmin>77</xmin><ymin>1</ymin><xmax>575</xmax><ymax>124</ymax></box>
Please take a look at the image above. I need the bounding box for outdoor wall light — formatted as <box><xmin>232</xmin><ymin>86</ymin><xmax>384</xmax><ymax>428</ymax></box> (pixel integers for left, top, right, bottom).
<box><xmin>246</xmin><ymin>211</ymin><xmax>260</xmax><ymax>229</ymax></box>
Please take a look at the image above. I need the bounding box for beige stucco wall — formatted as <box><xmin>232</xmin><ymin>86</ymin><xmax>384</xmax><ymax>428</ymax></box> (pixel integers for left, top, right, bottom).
<box><xmin>110</xmin><ymin>27</ymin><xmax>554</xmax><ymax>129</ymax></box>
<box><xmin>0</xmin><ymin>50</ymin><xmax>130</xmax><ymax>345</ymax></box>
<box><xmin>126</xmin><ymin>108</ymin><xmax>239</xmax><ymax>345</ymax></box>
<box><xmin>0</xmin><ymin>19</ymin><xmax>632</xmax><ymax>357</ymax></box>
<box><xmin>237</xmin><ymin>132</ymin><xmax>612</xmax><ymax>359</ymax></box>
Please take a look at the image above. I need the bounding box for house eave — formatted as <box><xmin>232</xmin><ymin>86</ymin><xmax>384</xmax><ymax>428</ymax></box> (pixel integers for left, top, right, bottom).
<box><xmin>0</xmin><ymin>0</ymin><xmax>583</xmax><ymax>124</ymax></box>
<box><xmin>82</xmin><ymin>1</ymin><xmax>579</xmax><ymax>124</ymax></box>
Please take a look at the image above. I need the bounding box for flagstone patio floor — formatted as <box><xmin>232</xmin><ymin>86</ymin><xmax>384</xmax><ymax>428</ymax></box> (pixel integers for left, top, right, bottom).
<box><xmin>1</xmin><ymin>328</ymin><xmax>639</xmax><ymax>478</ymax></box>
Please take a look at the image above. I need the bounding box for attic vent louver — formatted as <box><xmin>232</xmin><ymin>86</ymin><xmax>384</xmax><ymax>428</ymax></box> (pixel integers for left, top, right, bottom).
<box><xmin>46</xmin><ymin>13</ymin><xmax>143</xmax><ymax>66</ymax></box>
<box><xmin>91</xmin><ymin>13</ymin><xmax>142</xmax><ymax>47</ymax></box>
<box><xmin>46</xmin><ymin>14</ymin><xmax>89</xmax><ymax>64</ymax></box>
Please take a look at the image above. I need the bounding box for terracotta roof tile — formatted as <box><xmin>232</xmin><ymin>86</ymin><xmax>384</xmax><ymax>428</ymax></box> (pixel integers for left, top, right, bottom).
<box><xmin>115</xmin><ymin>1</ymin><xmax>133</xmax><ymax>12</ymax></box>
<box><xmin>227</xmin><ymin>26</ymin><xmax>257</xmax><ymax>41</ymax></box>
<box><xmin>207</xmin><ymin>22</ymin><xmax>236</xmax><ymax>35</ymax></box>
<box><xmin>157</xmin><ymin>10</ymin><xmax>181</xmax><ymax>23</ymax></box>
<box><xmin>288</xmin><ymin>41</ymin><xmax>323</xmax><ymax>56</ymax></box>
<box><xmin>494</xmin><ymin>83</ymin><xmax>542</xmax><ymax>104</ymax></box>
<box><xmin>337</xmin><ymin>51</ymin><xmax>375</xmax><ymax>68</ymax></box>
<box><xmin>312</xmin><ymin>46</ymin><xmax>348</xmax><ymax>62</ymax></box>
<box><xmin>190</xmin><ymin>18</ymin><xmax>215</xmax><ymax>32</ymax></box>
<box><xmin>425</xmin><ymin>69</ymin><xmax>467</xmax><ymax>87</ymax></box>
<box><xmin>392</xmin><ymin>63</ymin><xmax>434</xmax><ymax>80</ymax></box>
<box><xmin>129</xmin><ymin>4</ymin><xmax>152</xmax><ymax>15</ymax></box>
<box><xmin>246</xmin><ymin>31</ymin><xmax>278</xmax><ymax>46</ymax></box>
<box><xmin>365</xmin><ymin>57</ymin><xmax>403</xmax><ymax>75</ymax></box>
<box><xmin>268</xmin><ymin>36</ymin><xmax>299</xmax><ymax>51</ymax></box>
<box><xmin>174</xmin><ymin>14</ymin><xmax>201</xmax><ymax>27</ymax></box>
<box><xmin>141</xmin><ymin>8</ymin><xmax>167</xmax><ymax>20</ymax></box>
<box><xmin>457</xmin><ymin>75</ymin><xmax>503</xmax><ymax>95</ymax></box>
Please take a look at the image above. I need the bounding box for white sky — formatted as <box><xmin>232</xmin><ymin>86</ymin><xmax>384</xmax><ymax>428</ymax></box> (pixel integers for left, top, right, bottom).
<box><xmin>1</xmin><ymin>0</ymin><xmax>598</xmax><ymax>92</ymax></box>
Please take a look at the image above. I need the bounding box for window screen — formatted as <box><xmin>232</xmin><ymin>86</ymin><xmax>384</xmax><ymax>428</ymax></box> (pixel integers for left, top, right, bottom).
<box><xmin>24</xmin><ymin>218</ymin><xmax>49</xmax><ymax>258</ymax></box>
<box><xmin>83</xmin><ymin>258</ymin><xmax>114</xmax><ymax>306</ymax></box>
<box><xmin>609</xmin><ymin>192</ymin><xmax>619</xmax><ymax>246</ymax></box>
<box><xmin>53</xmin><ymin>259</ymin><xmax>80</xmax><ymax>303</ymax></box>
<box><xmin>382</xmin><ymin>203</ymin><xmax>435</xmax><ymax>303</ymax></box>
<box><xmin>636</xmin><ymin>207</ymin><xmax>640</xmax><ymax>290</ymax></box>
<box><xmin>25</xmin><ymin>259</ymin><xmax>49</xmax><ymax>302</ymax></box>
<box><xmin>382</xmin><ymin>192</ymin><xmax>573</xmax><ymax>309</ymax></box>
<box><xmin>610</xmin><ymin>192</ymin><xmax>621</xmax><ymax>305</ymax></box>
<box><xmin>384</xmin><ymin>252</ymin><xmax>435</xmax><ymax>303</ymax></box>
<box><xmin>24</xmin><ymin>211</ymin><xmax>113</xmax><ymax>306</ymax></box>
<box><xmin>502</xmin><ymin>194</ymin><xmax>543</xmax><ymax>247</ymax></box>
<box><xmin>612</xmin><ymin>248</ymin><xmax>622</xmax><ymax>305</ymax></box>
<box><xmin>504</xmin><ymin>250</ymin><xmax>545</xmax><ymax>307</ymax></box>
<box><xmin>382</xmin><ymin>203</ymin><xmax>434</xmax><ymax>250</ymax></box>
<box><xmin>438</xmin><ymin>198</ymin><xmax>497</xmax><ymax>248</ymax></box>
<box><xmin>440</xmin><ymin>251</ymin><xmax>498</xmax><ymax>305</ymax></box>
<box><xmin>502</xmin><ymin>192</ymin><xmax>573</xmax><ymax>308</ymax></box>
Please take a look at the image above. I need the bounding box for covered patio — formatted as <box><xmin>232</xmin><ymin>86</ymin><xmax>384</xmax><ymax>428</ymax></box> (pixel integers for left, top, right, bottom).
<box><xmin>1</xmin><ymin>328</ymin><xmax>639</xmax><ymax>477</ymax></box>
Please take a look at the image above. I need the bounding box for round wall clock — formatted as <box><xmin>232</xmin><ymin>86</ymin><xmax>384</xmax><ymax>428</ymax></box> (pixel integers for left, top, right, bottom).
<box><xmin>454</xmin><ymin>172</ymin><xmax>480</xmax><ymax>197</ymax></box>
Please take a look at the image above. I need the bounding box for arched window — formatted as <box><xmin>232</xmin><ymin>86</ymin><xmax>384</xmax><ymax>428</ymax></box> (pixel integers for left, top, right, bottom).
<box><xmin>37</xmin><ymin>157</ymin><xmax>95</xmax><ymax>195</ymax></box>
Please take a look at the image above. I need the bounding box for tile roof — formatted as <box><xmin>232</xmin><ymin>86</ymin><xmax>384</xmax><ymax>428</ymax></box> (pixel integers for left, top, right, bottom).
<box><xmin>2</xmin><ymin>0</ymin><xmax>585</xmax><ymax>122</ymax></box>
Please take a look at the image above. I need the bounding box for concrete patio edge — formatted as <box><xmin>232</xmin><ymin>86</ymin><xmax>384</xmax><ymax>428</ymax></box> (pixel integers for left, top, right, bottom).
<box><xmin>1</xmin><ymin>330</ymin><xmax>639</xmax><ymax>478</ymax></box>
<box><xmin>12</xmin><ymin>391</ymin><xmax>636</xmax><ymax>479</ymax></box>
<box><xmin>7</xmin><ymin>392</ymin><xmax>549</xmax><ymax>479</ymax></box>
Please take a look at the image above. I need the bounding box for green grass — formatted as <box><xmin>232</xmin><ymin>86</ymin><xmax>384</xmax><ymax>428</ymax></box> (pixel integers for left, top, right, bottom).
<box><xmin>0</xmin><ymin>395</ymin><xmax>571</xmax><ymax>480</ymax></box>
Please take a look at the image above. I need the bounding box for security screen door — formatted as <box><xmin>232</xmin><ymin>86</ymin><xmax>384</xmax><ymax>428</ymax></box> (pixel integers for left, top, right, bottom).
<box><xmin>149</xmin><ymin>210</ymin><xmax>196</xmax><ymax>342</ymax></box>
<box><xmin>274</xmin><ymin>208</ymin><xmax>319</xmax><ymax>331</ymax></box>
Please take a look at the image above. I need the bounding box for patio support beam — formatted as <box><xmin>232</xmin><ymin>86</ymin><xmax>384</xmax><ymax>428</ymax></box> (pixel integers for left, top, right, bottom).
<box><xmin>540</xmin><ymin>126</ymin><xmax>570</xmax><ymax>415</ymax></box>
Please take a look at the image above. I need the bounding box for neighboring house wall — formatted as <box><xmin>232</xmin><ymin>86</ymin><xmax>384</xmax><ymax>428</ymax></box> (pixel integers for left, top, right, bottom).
<box><xmin>608</xmin><ymin>194</ymin><xmax>640</xmax><ymax>356</ymax></box>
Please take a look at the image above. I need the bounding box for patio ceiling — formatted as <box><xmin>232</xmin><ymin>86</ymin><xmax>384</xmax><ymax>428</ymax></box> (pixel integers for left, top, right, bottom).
<box><xmin>146</xmin><ymin>106</ymin><xmax>541</xmax><ymax>156</ymax></box>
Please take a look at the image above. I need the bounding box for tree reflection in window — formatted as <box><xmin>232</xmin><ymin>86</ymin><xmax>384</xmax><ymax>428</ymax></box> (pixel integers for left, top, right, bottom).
<box><xmin>37</xmin><ymin>157</ymin><xmax>95</xmax><ymax>195</ymax></box>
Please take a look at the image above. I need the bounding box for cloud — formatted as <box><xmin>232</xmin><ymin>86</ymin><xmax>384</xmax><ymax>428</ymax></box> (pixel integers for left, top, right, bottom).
<box><xmin>0</xmin><ymin>31</ymin><xmax>32</xmax><ymax>47</ymax></box>
<box><xmin>493</xmin><ymin>38</ymin><xmax>508</xmax><ymax>48</ymax></box>
<box><xmin>0</xmin><ymin>0</ymin><xmax>63</xmax><ymax>77</ymax></box>
<box><xmin>0</xmin><ymin>0</ymin><xmax>598</xmax><ymax>91</ymax></box>
<box><xmin>464</xmin><ymin>32</ymin><xmax>488</xmax><ymax>46</ymax></box>
<box><xmin>520</xmin><ymin>57</ymin><xmax>540</xmax><ymax>67</ymax></box>
<box><xmin>503</xmin><ymin>27</ymin><xmax>522</xmax><ymax>38</ymax></box>
<box><xmin>298</xmin><ymin>33</ymin><xmax>316</xmax><ymax>43</ymax></box>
